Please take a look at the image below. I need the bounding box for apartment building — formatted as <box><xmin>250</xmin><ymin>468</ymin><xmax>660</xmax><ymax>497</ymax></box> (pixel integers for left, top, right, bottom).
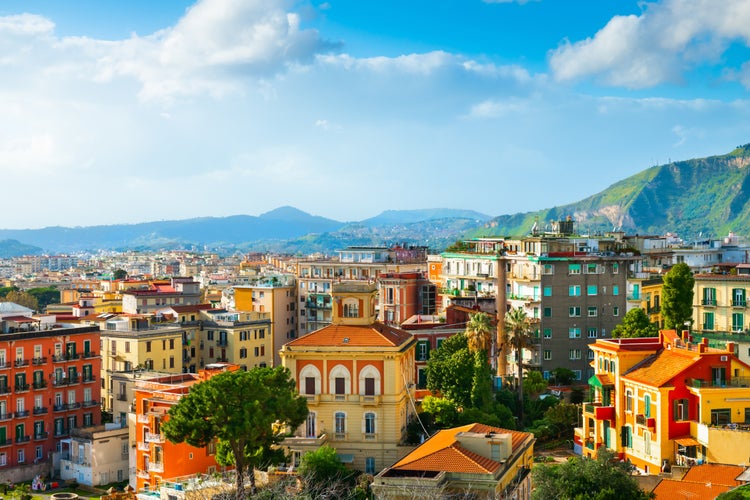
<box><xmin>59</xmin><ymin>425</ymin><xmax>129</xmax><ymax>486</ymax></box>
<box><xmin>377</xmin><ymin>271</ymin><xmax>436</xmax><ymax>326</ymax></box>
<box><xmin>577</xmin><ymin>330</ymin><xmax>750</xmax><ymax>474</ymax></box>
<box><xmin>280</xmin><ymin>281</ymin><xmax>416</xmax><ymax>475</ymax></box>
<box><xmin>121</xmin><ymin>278</ymin><xmax>201</xmax><ymax>315</ymax></box>
<box><xmin>0</xmin><ymin>325</ymin><xmax>101</xmax><ymax>478</ymax></box>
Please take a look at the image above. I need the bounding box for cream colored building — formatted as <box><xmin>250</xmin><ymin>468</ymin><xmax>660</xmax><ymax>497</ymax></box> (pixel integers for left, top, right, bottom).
<box><xmin>280</xmin><ymin>282</ymin><xmax>416</xmax><ymax>475</ymax></box>
<box><xmin>59</xmin><ymin>425</ymin><xmax>129</xmax><ymax>486</ymax></box>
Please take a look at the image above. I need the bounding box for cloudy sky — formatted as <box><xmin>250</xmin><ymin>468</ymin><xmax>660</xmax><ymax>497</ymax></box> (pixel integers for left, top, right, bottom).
<box><xmin>2</xmin><ymin>0</ymin><xmax>750</xmax><ymax>229</ymax></box>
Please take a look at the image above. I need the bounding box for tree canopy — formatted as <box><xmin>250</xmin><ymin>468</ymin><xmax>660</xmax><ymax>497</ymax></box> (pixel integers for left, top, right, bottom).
<box><xmin>465</xmin><ymin>311</ymin><xmax>493</xmax><ymax>354</ymax></box>
<box><xmin>532</xmin><ymin>448</ymin><xmax>653</xmax><ymax>500</ymax></box>
<box><xmin>426</xmin><ymin>334</ymin><xmax>475</xmax><ymax>407</ymax></box>
<box><xmin>505</xmin><ymin>307</ymin><xmax>535</xmax><ymax>425</ymax></box>
<box><xmin>612</xmin><ymin>308</ymin><xmax>659</xmax><ymax>338</ymax></box>
<box><xmin>161</xmin><ymin>367</ymin><xmax>308</xmax><ymax>499</ymax></box>
<box><xmin>298</xmin><ymin>445</ymin><xmax>354</xmax><ymax>490</ymax></box>
<box><xmin>662</xmin><ymin>263</ymin><xmax>695</xmax><ymax>330</ymax></box>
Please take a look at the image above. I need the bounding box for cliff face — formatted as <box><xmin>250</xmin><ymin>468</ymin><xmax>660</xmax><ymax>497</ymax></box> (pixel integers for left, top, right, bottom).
<box><xmin>479</xmin><ymin>144</ymin><xmax>750</xmax><ymax>239</ymax></box>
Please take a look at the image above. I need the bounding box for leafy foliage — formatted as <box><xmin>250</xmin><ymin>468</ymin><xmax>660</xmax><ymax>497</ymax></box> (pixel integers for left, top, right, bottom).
<box><xmin>523</xmin><ymin>370</ymin><xmax>548</xmax><ymax>398</ymax></box>
<box><xmin>532</xmin><ymin>448</ymin><xmax>653</xmax><ymax>500</ymax></box>
<box><xmin>426</xmin><ymin>334</ymin><xmax>474</xmax><ymax>407</ymax></box>
<box><xmin>0</xmin><ymin>290</ymin><xmax>38</xmax><ymax>311</ymax></box>
<box><xmin>662</xmin><ymin>263</ymin><xmax>695</xmax><ymax>330</ymax></box>
<box><xmin>612</xmin><ymin>308</ymin><xmax>659</xmax><ymax>338</ymax></box>
<box><xmin>550</xmin><ymin>368</ymin><xmax>577</xmax><ymax>386</ymax></box>
<box><xmin>26</xmin><ymin>287</ymin><xmax>60</xmax><ymax>310</ymax></box>
<box><xmin>465</xmin><ymin>311</ymin><xmax>493</xmax><ymax>354</ymax></box>
<box><xmin>505</xmin><ymin>307</ymin><xmax>535</xmax><ymax>425</ymax></box>
<box><xmin>298</xmin><ymin>445</ymin><xmax>354</xmax><ymax>488</ymax></box>
<box><xmin>162</xmin><ymin>367</ymin><xmax>308</xmax><ymax>499</ymax></box>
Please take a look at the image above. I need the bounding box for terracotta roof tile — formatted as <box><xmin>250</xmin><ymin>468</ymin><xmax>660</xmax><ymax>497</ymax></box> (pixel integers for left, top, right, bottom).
<box><xmin>681</xmin><ymin>463</ymin><xmax>746</xmax><ymax>487</ymax></box>
<box><xmin>391</xmin><ymin>423</ymin><xmax>532</xmax><ymax>475</ymax></box>
<box><xmin>623</xmin><ymin>348</ymin><xmax>700</xmax><ymax>386</ymax></box>
<box><xmin>285</xmin><ymin>322</ymin><xmax>413</xmax><ymax>348</ymax></box>
<box><xmin>652</xmin><ymin>478</ymin><xmax>731</xmax><ymax>499</ymax></box>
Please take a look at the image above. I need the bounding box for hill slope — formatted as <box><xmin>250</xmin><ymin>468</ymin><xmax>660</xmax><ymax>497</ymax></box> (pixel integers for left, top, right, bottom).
<box><xmin>478</xmin><ymin>144</ymin><xmax>750</xmax><ymax>239</ymax></box>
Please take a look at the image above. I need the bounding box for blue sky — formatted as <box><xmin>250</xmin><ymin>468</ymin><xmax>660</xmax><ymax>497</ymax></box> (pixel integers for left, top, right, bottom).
<box><xmin>2</xmin><ymin>0</ymin><xmax>750</xmax><ymax>229</ymax></box>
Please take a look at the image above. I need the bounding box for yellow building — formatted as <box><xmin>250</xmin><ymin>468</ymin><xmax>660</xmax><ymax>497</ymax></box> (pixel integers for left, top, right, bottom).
<box><xmin>641</xmin><ymin>277</ymin><xmax>664</xmax><ymax>328</ymax></box>
<box><xmin>193</xmin><ymin>309</ymin><xmax>273</xmax><ymax>371</ymax></box>
<box><xmin>694</xmin><ymin>273</ymin><xmax>750</xmax><ymax>334</ymax></box>
<box><xmin>372</xmin><ymin>423</ymin><xmax>535</xmax><ymax>499</ymax></box>
<box><xmin>280</xmin><ymin>281</ymin><xmax>416</xmax><ymax>475</ymax></box>
<box><xmin>577</xmin><ymin>330</ymin><xmax>750</xmax><ymax>474</ymax></box>
<box><xmin>232</xmin><ymin>276</ymin><xmax>296</xmax><ymax>366</ymax></box>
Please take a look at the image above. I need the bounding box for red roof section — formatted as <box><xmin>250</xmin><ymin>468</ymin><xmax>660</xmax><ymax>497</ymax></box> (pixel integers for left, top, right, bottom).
<box><xmin>623</xmin><ymin>348</ymin><xmax>700</xmax><ymax>387</ymax></box>
<box><xmin>681</xmin><ymin>463</ymin><xmax>746</xmax><ymax>487</ymax></box>
<box><xmin>652</xmin><ymin>479</ymin><xmax>731</xmax><ymax>499</ymax></box>
<box><xmin>285</xmin><ymin>322</ymin><xmax>413</xmax><ymax>348</ymax></box>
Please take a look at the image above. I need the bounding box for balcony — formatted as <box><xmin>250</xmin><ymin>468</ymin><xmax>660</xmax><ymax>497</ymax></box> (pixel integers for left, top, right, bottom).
<box><xmin>33</xmin><ymin>407</ymin><xmax>48</xmax><ymax>415</ymax></box>
<box><xmin>82</xmin><ymin>351</ymin><xmax>98</xmax><ymax>359</ymax></box>
<box><xmin>0</xmin><ymin>363</ymin><xmax>8</xmax><ymax>370</ymax></box>
<box><xmin>148</xmin><ymin>462</ymin><xmax>164</xmax><ymax>473</ymax></box>
<box><xmin>0</xmin><ymin>438</ymin><xmax>11</xmax><ymax>447</ymax></box>
<box><xmin>32</xmin><ymin>381</ymin><xmax>47</xmax><ymax>390</ymax></box>
<box><xmin>733</xmin><ymin>300</ymin><xmax>747</xmax><ymax>307</ymax></box>
<box><xmin>53</xmin><ymin>404</ymin><xmax>66</xmax><ymax>412</ymax></box>
<box><xmin>52</xmin><ymin>379</ymin><xmax>68</xmax><ymax>387</ymax></box>
<box><xmin>32</xmin><ymin>357</ymin><xmax>47</xmax><ymax>365</ymax></box>
<box><xmin>635</xmin><ymin>414</ymin><xmax>656</xmax><ymax>429</ymax></box>
<box><xmin>54</xmin><ymin>429</ymin><xmax>69</xmax><ymax>438</ymax></box>
<box><xmin>583</xmin><ymin>402</ymin><xmax>615</xmax><ymax>421</ymax></box>
<box><xmin>137</xmin><ymin>442</ymin><xmax>150</xmax><ymax>452</ymax></box>
<box><xmin>65</xmin><ymin>402</ymin><xmax>81</xmax><ymax>410</ymax></box>
<box><xmin>359</xmin><ymin>395</ymin><xmax>382</xmax><ymax>406</ymax></box>
<box><xmin>216</xmin><ymin>340</ymin><xmax>228</xmax><ymax>347</ymax></box>
<box><xmin>14</xmin><ymin>359</ymin><xmax>28</xmax><ymax>368</ymax></box>
<box><xmin>0</xmin><ymin>386</ymin><xmax>10</xmax><ymax>395</ymax></box>
<box><xmin>82</xmin><ymin>400</ymin><xmax>98</xmax><ymax>408</ymax></box>
<box><xmin>687</xmin><ymin>377</ymin><xmax>750</xmax><ymax>389</ymax></box>
<box><xmin>14</xmin><ymin>410</ymin><xmax>29</xmax><ymax>418</ymax></box>
<box><xmin>282</xmin><ymin>432</ymin><xmax>328</xmax><ymax>447</ymax></box>
<box><xmin>145</xmin><ymin>432</ymin><xmax>163</xmax><ymax>443</ymax></box>
<box><xmin>702</xmin><ymin>299</ymin><xmax>717</xmax><ymax>306</ymax></box>
<box><xmin>82</xmin><ymin>375</ymin><xmax>95</xmax><ymax>384</ymax></box>
<box><xmin>53</xmin><ymin>354</ymin><xmax>80</xmax><ymax>363</ymax></box>
<box><xmin>136</xmin><ymin>469</ymin><xmax>150</xmax><ymax>480</ymax></box>
<box><xmin>15</xmin><ymin>384</ymin><xmax>29</xmax><ymax>393</ymax></box>
<box><xmin>68</xmin><ymin>376</ymin><xmax>80</xmax><ymax>385</ymax></box>
<box><xmin>15</xmin><ymin>435</ymin><xmax>30</xmax><ymax>443</ymax></box>
<box><xmin>0</xmin><ymin>413</ymin><xmax>11</xmax><ymax>421</ymax></box>
<box><xmin>34</xmin><ymin>432</ymin><xmax>48</xmax><ymax>440</ymax></box>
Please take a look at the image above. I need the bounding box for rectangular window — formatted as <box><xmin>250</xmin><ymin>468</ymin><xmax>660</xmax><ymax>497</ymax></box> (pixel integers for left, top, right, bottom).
<box><xmin>569</xmin><ymin>285</ymin><xmax>581</xmax><ymax>297</ymax></box>
<box><xmin>543</xmin><ymin>328</ymin><xmax>552</xmax><ymax>339</ymax></box>
<box><xmin>125</xmin><ymin>342</ymin><xmax>130</xmax><ymax>353</ymax></box>
<box><xmin>145</xmin><ymin>341</ymin><xmax>151</xmax><ymax>353</ymax></box>
<box><xmin>673</xmin><ymin>399</ymin><xmax>689</xmax><ymax>421</ymax></box>
<box><xmin>587</xmin><ymin>285</ymin><xmax>597</xmax><ymax>296</ymax></box>
<box><xmin>569</xmin><ymin>307</ymin><xmax>581</xmax><ymax>317</ymax></box>
<box><xmin>365</xmin><ymin>457</ymin><xmax>376</xmax><ymax>474</ymax></box>
<box><xmin>613</xmin><ymin>307</ymin><xmax>620</xmax><ymax>317</ymax></box>
<box><xmin>733</xmin><ymin>313</ymin><xmax>744</xmax><ymax>332</ymax></box>
<box><xmin>569</xmin><ymin>349</ymin><xmax>581</xmax><ymax>360</ymax></box>
<box><xmin>543</xmin><ymin>286</ymin><xmax>552</xmax><ymax>297</ymax></box>
<box><xmin>587</xmin><ymin>263</ymin><xmax>598</xmax><ymax>274</ymax></box>
<box><xmin>644</xmin><ymin>394</ymin><xmax>652</xmax><ymax>418</ymax></box>
<box><xmin>568</xmin><ymin>328</ymin><xmax>581</xmax><ymax>339</ymax></box>
<box><xmin>543</xmin><ymin>350</ymin><xmax>552</xmax><ymax>360</ymax></box>
<box><xmin>588</xmin><ymin>328</ymin><xmax>597</xmax><ymax>338</ymax></box>
<box><xmin>544</xmin><ymin>307</ymin><xmax>552</xmax><ymax>318</ymax></box>
<box><xmin>568</xmin><ymin>264</ymin><xmax>581</xmax><ymax>275</ymax></box>
<box><xmin>612</xmin><ymin>285</ymin><xmax>619</xmax><ymax>296</ymax></box>
<box><xmin>612</xmin><ymin>263</ymin><xmax>619</xmax><ymax>274</ymax></box>
<box><xmin>703</xmin><ymin>312</ymin><xmax>714</xmax><ymax>331</ymax></box>
<box><xmin>588</xmin><ymin>307</ymin><xmax>598</xmax><ymax>317</ymax></box>
<box><xmin>416</xmin><ymin>340</ymin><xmax>430</xmax><ymax>362</ymax></box>
<box><xmin>542</xmin><ymin>264</ymin><xmax>554</xmax><ymax>275</ymax></box>
<box><xmin>703</xmin><ymin>287</ymin><xmax>717</xmax><ymax>306</ymax></box>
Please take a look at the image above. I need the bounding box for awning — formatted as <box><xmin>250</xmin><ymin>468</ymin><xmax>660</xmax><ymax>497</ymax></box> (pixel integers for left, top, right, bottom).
<box><xmin>336</xmin><ymin>453</ymin><xmax>354</xmax><ymax>464</ymax></box>
<box><xmin>675</xmin><ymin>437</ymin><xmax>701</xmax><ymax>447</ymax></box>
<box><xmin>588</xmin><ymin>374</ymin><xmax>614</xmax><ymax>388</ymax></box>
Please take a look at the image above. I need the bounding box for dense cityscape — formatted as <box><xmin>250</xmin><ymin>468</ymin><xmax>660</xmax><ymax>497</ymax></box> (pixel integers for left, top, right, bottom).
<box><xmin>0</xmin><ymin>224</ymin><xmax>748</xmax><ymax>498</ymax></box>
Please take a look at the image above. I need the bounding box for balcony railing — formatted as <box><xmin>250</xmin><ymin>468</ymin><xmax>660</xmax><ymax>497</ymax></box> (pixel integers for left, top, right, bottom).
<box><xmin>702</xmin><ymin>299</ymin><xmax>717</xmax><ymax>306</ymax></box>
<box><xmin>0</xmin><ymin>438</ymin><xmax>11</xmax><ymax>447</ymax></box>
<box><xmin>148</xmin><ymin>462</ymin><xmax>164</xmax><ymax>473</ymax></box>
<box><xmin>33</xmin><ymin>381</ymin><xmax>47</xmax><ymax>390</ymax></box>
<box><xmin>360</xmin><ymin>395</ymin><xmax>381</xmax><ymax>405</ymax></box>
<box><xmin>65</xmin><ymin>402</ymin><xmax>81</xmax><ymax>410</ymax></box>
<box><xmin>0</xmin><ymin>363</ymin><xmax>8</xmax><ymax>370</ymax></box>
<box><xmin>32</xmin><ymin>357</ymin><xmax>47</xmax><ymax>365</ymax></box>
<box><xmin>52</xmin><ymin>379</ymin><xmax>69</xmax><ymax>387</ymax></box>
<box><xmin>687</xmin><ymin>377</ymin><xmax>750</xmax><ymax>388</ymax></box>
<box><xmin>54</xmin><ymin>429</ymin><xmax>69</xmax><ymax>437</ymax></box>
<box><xmin>15</xmin><ymin>384</ymin><xmax>29</xmax><ymax>393</ymax></box>
<box><xmin>33</xmin><ymin>407</ymin><xmax>48</xmax><ymax>415</ymax></box>
<box><xmin>137</xmin><ymin>414</ymin><xmax>149</xmax><ymax>424</ymax></box>
<box><xmin>82</xmin><ymin>375</ymin><xmax>95</xmax><ymax>383</ymax></box>
<box><xmin>15</xmin><ymin>435</ymin><xmax>29</xmax><ymax>443</ymax></box>
<box><xmin>53</xmin><ymin>404</ymin><xmax>66</xmax><ymax>412</ymax></box>
<box><xmin>145</xmin><ymin>433</ymin><xmax>163</xmax><ymax>443</ymax></box>
<box><xmin>82</xmin><ymin>351</ymin><xmax>98</xmax><ymax>359</ymax></box>
<box><xmin>14</xmin><ymin>359</ymin><xmax>28</xmax><ymax>368</ymax></box>
<box><xmin>0</xmin><ymin>413</ymin><xmax>11</xmax><ymax>421</ymax></box>
<box><xmin>136</xmin><ymin>469</ymin><xmax>150</xmax><ymax>480</ymax></box>
<box><xmin>53</xmin><ymin>353</ymin><xmax>80</xmax><ymax>362</ymax></box>
<box><xmin>583</xmin><ymin>402</ymin><xmax>615</xmax><ymax>421</ymax></box>
<box><xmin>733</xmin><ymin>300</ymin><xmax>747</xmax><ymax>307</ymax></box>
<box><xmin>14</xmin><ymin>410</ymin><xmax>29</xmax><ymax>418</ymax></box>
<box><xmin>0</xmin><ymin>386</ymin><xmax>11</xmax><ymax>395</ymax></box>
<box><xmin>82</xmin><ymin>400</ymin><xmax>98</xmax><ymax>408</ymax></box>
<box><xmin>116</xmin><ymin>393</ymin><xmax>128</xmax><ymax>401</ymax></box>
<box><xmin>137</xmin><ymin>442</ymin><xmax>150</xmax><ymax>452</ymax></box>
<box><xmin>34</xmin><ymin>432</ymin><xmax>48</xmax><ymax>440</ymax></box>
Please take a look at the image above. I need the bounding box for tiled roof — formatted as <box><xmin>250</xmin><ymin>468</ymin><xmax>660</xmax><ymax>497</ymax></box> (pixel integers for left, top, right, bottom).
<box><xmin>285</xmin><ymin>322</ymin><xmax>413</xmax><ymax>348</ymax></box>
<box><xmin>652</xmin><ymin>478</ymin><xmax>731</xmax><ymax>499</ymax></box>
<box><xmin>391</xmin><ymin>423</ymin><xmax>531</xmax><ymax>475</ymax></box>
<box><xmin>623</xmin><ymin>348</ymin><xmax>700</xmax><ymax>386</ymax></box>
<box><xmin>681</xmin><ymin>463</ymin><xmax>746</xmax><ymax>487</ymax></box>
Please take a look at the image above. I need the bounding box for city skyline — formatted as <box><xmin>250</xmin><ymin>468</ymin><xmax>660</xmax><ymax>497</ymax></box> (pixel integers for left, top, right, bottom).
<box><xmin>2</xmin><ymin>0</ymin><xmax>750</xmax><ymax>228</ymax></box>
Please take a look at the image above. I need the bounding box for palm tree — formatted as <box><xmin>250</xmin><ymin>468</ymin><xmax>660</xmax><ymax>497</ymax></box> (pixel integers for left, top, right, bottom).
<box><xmin>505</xmin><ymin>307</ymin><xmax>534</xmax><ymax>426</ymax></box>
<box><xmin>465</xmin><ymin>311</ymin><xmax>493</xmax><ymax>355</ymax></box>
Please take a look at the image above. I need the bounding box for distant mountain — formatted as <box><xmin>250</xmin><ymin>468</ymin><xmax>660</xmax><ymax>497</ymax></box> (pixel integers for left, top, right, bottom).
<box><xmin>475</xmin><ymin>144</ymin><xmax>750</xmax><ymax>240</ymax></box>
<box><xmin>361</xmin><ymin>208</ymin><xmax>491</xmax><ymax>227</ymax></box>
<box><xmin>0</xmin><ymin>240</ymin><xmax>43</xmax><ymax>258</ymax></box>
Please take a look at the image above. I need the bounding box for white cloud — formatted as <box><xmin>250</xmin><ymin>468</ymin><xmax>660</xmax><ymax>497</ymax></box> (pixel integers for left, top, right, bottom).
<box><xmin>549</xmin><ymin>0</ymin><xmax>750</xmax><ymax>88</ymax></box>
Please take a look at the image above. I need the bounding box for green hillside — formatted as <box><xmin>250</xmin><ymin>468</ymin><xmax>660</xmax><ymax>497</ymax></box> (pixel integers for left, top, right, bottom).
<box><xmin>475</xmin><ymin>144</ymin><xmax>750</xmax><ymax>240</ymax></box>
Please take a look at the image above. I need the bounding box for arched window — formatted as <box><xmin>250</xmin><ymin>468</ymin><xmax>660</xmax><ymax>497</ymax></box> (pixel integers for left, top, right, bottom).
<box><xmin>306</xmin><ymin>412</ymin><xmax>316</xmax><ymax>438</ymax></box>
<box><xmin>329</xmin><ymin>365</ymin><xmax>351</xmax><ymax>398</ymax></box>
<box><xmin>343</xmin><ymin>299</ymin><xmax>359</xmax><ymax>318</ymax></box>
<box><xmin>358</xmin><ymin>365</ymin><xmax>381</xmax><ymax>396</ymax></box>
<box><xmin>299</xmin><ymin>364</ymin><xmax>321</xmax><ymax>395</ymax></box>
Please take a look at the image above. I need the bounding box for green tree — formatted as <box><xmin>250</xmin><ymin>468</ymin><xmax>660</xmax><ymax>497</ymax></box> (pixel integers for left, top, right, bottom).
<box><xmin>544</xmin><ymin>402</ymin><xmax>580</xmax><ymax>439</ymax></box>
<box><xmin>465</xmin><ymin>311</ymin><xmax>493</xmax><ymax>355</ymax></box>
<box><xmin>113</xmin><ymin>268</ymin><xmax>128</xmax><ymax>280</ymax></box>
<box><xmin>551</xmin><ymin>367</ymin><xmax>576</xmax><ymax>386</ymax></box>
<box><xmin>0</xmin><ymin>290</ymin><xmax>38</xmax><ymax>311</ymax></box>
<box><xmin>162</xmin><ymin>367</ymin><xmax>308</xmax><ymax>499</ymax></box>
<box><xmin>421</xmin><ymin>396</ymin><xmax>460</xmax><ymax>427</ymax></box>
<box><xmin>662</xmin><ymin>262</ymin><xmax>695</xmax><ymax>330</ymax></box>
<box><xmin>612</xmin><ymin>308</ymin><xmax>659</xmax><ymax>338</ymax></box>
<box><xmin>523</xmin><ymin>370</ymin><xmax>548</xmax><ymax>398</ymax></box>
<box><xmin>426</xmin><ymin>334</ymin><xmax>474</xmax><ymax>407</ymax></box>
<box><xmin>532</xmin><ymin>448</ymin><xmax>653</xmax><ymax>500</ymax></box>
<box><xmin>298</xmin><ymin>445</ymin><xmax>354</xmax><ymax>493</ymax></box>
<box><xmin>505</xmin><ymin>307</ymin><xmax>534</xmax><ymax>426</ymax></box>
<box><xmin>26</xmin><ymin>287</ymin><xmax>60</xmax><ymax>311</ymax></box>
<box><xmin>470</xmin><ymin>350</ymin><xmax>494</xmax><ymax>411</ymax></box>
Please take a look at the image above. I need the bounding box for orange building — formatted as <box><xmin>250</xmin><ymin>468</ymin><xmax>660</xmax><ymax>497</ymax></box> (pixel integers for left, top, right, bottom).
<box><xmin>0</xmin><ymin>324</ymin><xmax>101</xmax><ymax>478</ymax></box>
<box><xmin>133</xmin><ymin>364</ymin><xmax>239</xmax><ymax>492</ymax></box>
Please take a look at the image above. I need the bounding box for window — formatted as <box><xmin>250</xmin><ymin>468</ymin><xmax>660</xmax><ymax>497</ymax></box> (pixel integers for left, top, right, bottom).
<box><xmin>569</xmin><ymin>307</ymin><xmax>581</xmax><ymax>317</ymax></box>
<box><xmin>733</xmin><ymin>313</ymin><xmax>744</xmax><ymax>332</ymax></box>
<box><xmin>569</xmin><ymin>285</ymin><xmax>581</xmax><ymax>297</ymax></box>
<box><xmin>0</xmin><ymin>452</ymin><xmax>5</xmax><ymax>466</ymax></box>
<box><xmin>703</xmin><ymin>287</ymin><xmax>717</xmax><ymax>306</ymax></box>
<box><xmin>145</xmin><ymin>341</ymin><xmax>151</xmax><ymax>353</ymax></box>
<box><xmin>568</xmin><ymin>328</ymin><xmax>581</xmax><ymax>339</ymax></box>
<box><xmin>644</xmin><ymin>394</ymin><xmax>651</xmax><ymax>418</ymax></box>
<box><xmin>543</xmin><ymin>307</ymin><xmax>552</xmax><ymax>318</ymax></box>
<box><xmin>588</xmin><ymin>350</ymin><xmax>595</xmax><ymax>360</ymax></box>
<box><xmin>543</xmin><ymin>328</ymin><xmax>552</xmax><ymax>339</ymax></box>
<box><xmin>734</xmin><ymin>288</ymin><xmax>747</xmax><ymax>307</ymax></box>
<box><xmin>612</xmin><ymin>285</ymin><xmax>619</xmax><ymax>296</ymax></box>
<box><xmin>239</xmin><ymin>348</ymin><xmax>247</xmax><ymax>359</ymax></box>
<box><xmin>542</xmin><ymin>264</ymin><xmax>554</xmax><ymax>275</ymax></box>
<box><xmin>621</xmin><ymin>425</ymin><xmax>633</xmax><ymax>448</ymax></box>
<box><xmin>416</xmin><ymin>340</ymin><xmax>430</xmax><ymax>362</ymax></box>
<box><xmin>169</xmin><ymin>339</ymin><xmax>175</xmax><ymax>349</ymax></box>
<box><xmin>543</xmin><ymin>350</ymin><xmax>551</xmax><ymax>360</ymax></box>
<box><xmin>612</xmin><ymin>262</ymin><xmax>619</xmax><ymax>274</ymax></box>
<box><xmin>573</xmin><ymin>370</ymin><xmax>582</xmax><ymax>380</ymax></box>
<box><xmin>644</xmin><ymin>431</ymin><xmax>652</xmax><ymax>456</ymax></box>
<box><xmin>305</xmin><ymin>413</ymin><xmax>316</xmax><ymax>438</ymax></box>
<box><xmin>711</xmin><ymin>408</ymin><xmax>731</xmax><ymax>426</ymax></box>
<box><xmin>673</xmin><ymin>398</ymin><xmax>689</xmax><ymax>421</ymax></box>
<box><xmin>359</xmin><ymin>365</ymin><xmax>381</xmax><ymax>396</ymax></box>
<box><xmin>613</xmin><ymin>307</ymin><xmax>620</xmax><ymax>316</ymax></box>
<box><xmin>334</xmin><ymin>412</ymin><xmax>346</xmax><ymax>437</ymax></box>
<box><xmin>587</xmin><ymin>307</ymin><xmax>598</xmax><ymax>317</ymax></box>
<box><xmin>17</xmin><ymin>449</ymin><xmax>24</xmax><ymax>464</ymax></box>
<box><xmin>568</xmin><ymin>264</ymin><xmax>581</xmax><ymax>275</ymax></box>
<box><xmin>365</xmin><ymin>457</ymin><xmax>376</xmax><ymax>474</ymax></box>
<box><xmin>703</xmin><ymin>312</ymin><xmax>715</xmax><ymax>331</ymax></box>
<box><xmin>587</xmin><ymin>285</ymin><xmax>598</xmax><ymax>296</ymax></box>
<box><xmin>299</xmin><ymin>365</ymin><xmax>321</xmax><ymax>395</ymax></box>
<box><xmin>343</xmin><ymin>301</ymin><xmax>359</xmax><ymax>318</ymax></box>
<box><xmin>329</xmin><ymin>365</ymin><xmax>351</xmax><ymax>396</ymax></box>
<box><xmin>588</xmin><ymin>328</ymin><xmax>597</xmax><ymax>338</ymax></box>
<box><xmin>125</xmin><ymin>342</ymin><xmax>130</xmax><ymax>353</ymax></box>
<box><xmin>569</xmin><ymin>349</ymin><xmax>581</xmax><ymax>360</ymax></box>
<box><xmin>543</xmin><ymin>286</ymin><xmax>552</xmax><ymax>297</ymax></box>
<box><xmin>364</xmin><ymin>413</ymin><xmax>376</xmax><ymax>437</ymax></box>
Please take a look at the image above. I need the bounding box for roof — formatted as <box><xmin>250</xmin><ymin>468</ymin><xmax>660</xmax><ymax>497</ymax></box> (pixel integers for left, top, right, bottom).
<box><xmin>652</xmin><ymin>478</ymin><xmax>731</xmax><ymax>499</ymax></box>
<box><xmin>1</xmin><ymin>316</ymin><xmax>37</xmax><ymax>323</ymax></box>
<box><xmin>0</xmin><ymin>302</ymin><xmax>34</xmax><ymax>314</ymax></box>
<box><xmin>390</xmin><ymin>423</ymin><xmax>532</xmax><ymax>475</ymax></box>
<box><xmin>681</xmin><ymin>463</ymin><xmax>746</xmax><ymax>487</ymax></box>
<box><xmin>622</xmin><ymin>348</ymin><xmax>701</xmax><ymax>387</ymax></box>
<box><xmin>284</xmin><ymin>322</ymin><xmax>413</xmax><ymax>348</ymax></box>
